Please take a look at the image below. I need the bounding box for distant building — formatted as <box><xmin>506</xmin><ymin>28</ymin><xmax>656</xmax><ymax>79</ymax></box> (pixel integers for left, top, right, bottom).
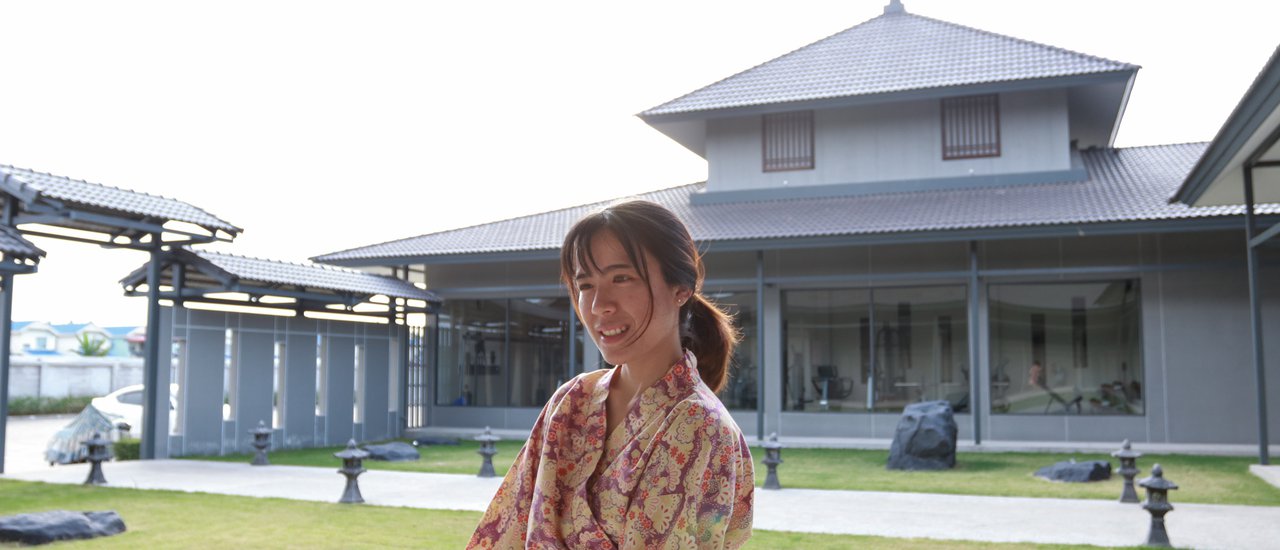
<box><xmin>10</xmin><ymin>321</ymin><xmax>139</xmax><ymax>356</ymax></box>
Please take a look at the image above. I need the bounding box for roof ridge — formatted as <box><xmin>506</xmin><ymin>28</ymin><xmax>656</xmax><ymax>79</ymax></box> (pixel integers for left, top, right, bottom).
<box><xmin>197</xmin><ymin>249</ymin><xmax>384</xmax><ymax>277</ymax></box>
<box><xmin>312</xmin><ymin>181</ymin><xmax>705</xmax><ymax>261</ymax></box>
<box><xmin>0</xmin><ymin>164</ymin><xmax>240</xmax><ymax>231</ymax></box>
<box><xmin>640</xmin><ymin>15</ymin><xmax>885</xmax><ymax>117</ymax></box>
<box><xmin>905</xmin><ymin>12</ymin><xmax>1136</xmax><ymax>71</ymax></box>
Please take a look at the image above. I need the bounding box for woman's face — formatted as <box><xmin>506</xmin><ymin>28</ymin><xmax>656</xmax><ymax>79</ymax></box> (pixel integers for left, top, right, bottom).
<box><xmin>572</xmin><ymin>230</ymin><xmax>689</xmax><ymax>368</ymax></box>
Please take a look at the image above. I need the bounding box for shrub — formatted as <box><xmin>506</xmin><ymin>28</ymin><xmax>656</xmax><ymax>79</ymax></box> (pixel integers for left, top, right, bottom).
<box><xmin>7</xmin><ymin>395</ymin><xmax>95</xmax><ymax>416</ymax></box>
<box><xmin>114</xmin><ymin>438</ymin><xmax>140</xmax><ymax>461</ymax></box>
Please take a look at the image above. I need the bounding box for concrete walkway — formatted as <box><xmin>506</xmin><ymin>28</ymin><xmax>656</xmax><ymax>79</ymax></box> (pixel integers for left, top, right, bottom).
<box><xmin>5</xmin><ymin>460</ymin><xmax>1280</xmax><ymax>549</ymax></box>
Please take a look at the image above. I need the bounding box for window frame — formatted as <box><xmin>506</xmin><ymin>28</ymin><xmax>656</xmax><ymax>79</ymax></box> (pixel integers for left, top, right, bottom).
<box><xmin>762</xmin><ymin>110</ymin><xmax>816</xmax><ymax>172</ymax></box>
<box><xmin>941</xmin><ymin>94</ymin><xmax>1001</xmax><ymax>160</ymax></box>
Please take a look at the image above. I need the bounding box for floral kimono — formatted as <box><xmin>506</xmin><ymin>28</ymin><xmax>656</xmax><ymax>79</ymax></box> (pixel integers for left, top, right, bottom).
<box><xmin>468</xmin><ymin>351</ymin><xmax>754</xmax><ymax>549</ymax></box>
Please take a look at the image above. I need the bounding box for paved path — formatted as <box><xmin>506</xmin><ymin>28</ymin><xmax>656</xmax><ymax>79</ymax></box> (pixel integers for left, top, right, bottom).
<box><xmin>5</xmin><ymin>460</ymin><xmax>1280</xmax><ymax>549</ymax></box>
<box><xmin>2</xmin><ymin>414</ymin><xmax>74</xmax><ymax>474</ymax></box>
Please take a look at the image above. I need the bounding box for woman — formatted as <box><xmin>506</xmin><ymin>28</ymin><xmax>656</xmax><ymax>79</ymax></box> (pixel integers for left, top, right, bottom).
<box><xmin>468</xmin><ymin>200</ymin><xmax>754</xmax><ymax>549</ymax></box>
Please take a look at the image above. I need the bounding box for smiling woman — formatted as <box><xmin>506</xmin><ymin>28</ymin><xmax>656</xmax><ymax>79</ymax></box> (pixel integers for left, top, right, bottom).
<box><xmin>468</xmin><ymin>201</ymin><xmax>754</xmax><ymax>549</ymax></box>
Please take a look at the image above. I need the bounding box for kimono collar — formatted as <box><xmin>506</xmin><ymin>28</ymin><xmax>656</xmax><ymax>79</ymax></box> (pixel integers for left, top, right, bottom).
<box><xmin>594</xmin><ymin>349</ymin><xmax>701</xmax><ymax>408</ymax></box>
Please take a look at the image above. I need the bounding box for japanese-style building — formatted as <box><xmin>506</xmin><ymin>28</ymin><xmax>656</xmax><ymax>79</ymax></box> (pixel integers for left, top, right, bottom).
<box><xmin>314</xmin><ymin>2</ymin><xmax>1279</xmax><ymax>454</ymax></box>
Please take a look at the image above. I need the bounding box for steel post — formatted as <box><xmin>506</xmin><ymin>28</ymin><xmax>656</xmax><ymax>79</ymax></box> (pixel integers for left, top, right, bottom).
<box><xmin>968</xmin><ymin>241</ymin><xmax>982</xmax><ymax>445</ymax></box>
<box><xmin>141</xmin><ymin>241</ymin><xmax>164</xmax><ymax>459</ymax></box>
<box><xmin>1243</xmin><ymin>167</ymin><xmax>1270</xmax><ymax>465</ymax></box>
<box><xmin>0</xmin><ymin>197</ymin><xmax>16</xmax><ymax>474</ymax></box>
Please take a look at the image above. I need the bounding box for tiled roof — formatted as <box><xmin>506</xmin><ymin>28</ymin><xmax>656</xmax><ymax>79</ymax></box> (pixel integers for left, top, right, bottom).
<box><xmin>11</xmin><ymin>321</ymin><xmax>34</xmax><ymax>331</ymax></box>
<box><xmin>315</xmin><ymin>143</ymin><xmax>1278</xmax><ymax>264</ymax></box>
<box><xmin>104</xmin><ymin>326</ymin><xmax>139</xmax><ymax>337</ymax></box>
<box><xmin>51</xmin><ymin>323</ymin><xmax>93</xmax><ymax>334</ymax></box>
<box><xmin>0</xmin><ymin>165</ymin><xmax>240</xmax><ymax>234</ymax></box>
<box><xmin>0</xmin><ymin>225</ymin><xmax>44</xmax><ymax>258</ymax></box>
<box><xmin>191</xmin><ymin>250</ymin><xmax>440</xmax><ymax>302</ymax></box>
<box><xmin>641</xmin><ymin>9</ymin><xmax>1135</xmax><ymax>117</ymax></box>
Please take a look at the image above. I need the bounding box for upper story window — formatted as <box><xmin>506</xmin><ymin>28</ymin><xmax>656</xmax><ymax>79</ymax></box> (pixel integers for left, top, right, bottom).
<box><xmin>941</xmin><ymin>94</ymin><xmax>1000</xmax><ymax>160</ymax></box>
<box><xmin>762</xmin><ymin>110</ymin><xmax>814</xmax><ymax>172</ymax></box>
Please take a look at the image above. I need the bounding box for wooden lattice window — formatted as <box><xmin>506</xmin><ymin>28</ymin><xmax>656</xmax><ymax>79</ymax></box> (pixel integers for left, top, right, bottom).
<box><xmin>762</xmin><ymin>111</ymin><xmax>814</xmax><ymax>172</ymax></box>
<box><xmin>941</xmin><ymin>94</ymin><xmax>1001</xmax><ymax>160</ymax></box>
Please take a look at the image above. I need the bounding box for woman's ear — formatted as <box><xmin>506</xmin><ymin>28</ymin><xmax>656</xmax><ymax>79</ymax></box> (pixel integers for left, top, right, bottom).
<box><xmin>675</xmin><ymin>287</ymin><xmax>693</xmax><ymax>306</ymax></box>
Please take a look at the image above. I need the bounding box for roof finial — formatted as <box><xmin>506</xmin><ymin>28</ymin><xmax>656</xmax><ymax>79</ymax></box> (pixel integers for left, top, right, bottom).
<box><xmin>884</xmin><ymin>0</ymin><xmax>906</xmax><ymax>14</ymax></box>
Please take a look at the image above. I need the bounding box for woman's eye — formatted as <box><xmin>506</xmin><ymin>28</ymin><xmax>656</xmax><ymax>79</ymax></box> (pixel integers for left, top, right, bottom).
<box><xmin>613</xmin><ymin>274</ymin><xmax>631</xmax><ymax>283</ymax></box>
<box><xmin>577</xmin><ymin>283</ymin><xmax>593</xmax><ymax>292</ymax></box>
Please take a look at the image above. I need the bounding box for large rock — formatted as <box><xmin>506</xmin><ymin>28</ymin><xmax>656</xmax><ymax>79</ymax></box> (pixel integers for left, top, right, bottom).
<box><xmin>362</xmin><ymin>442</ymin><xmax>421</xmax><ymax>461</ymax></box>
<box><xmin>1035</xmin><ymin>459</ymin><xmax>1112</xmax><ymax>482</ymax></box>
<box><xmin>887</xmin><ymin>400</ymin><xmax>958</xmax><ymax>471</ymax></box>
<box><xmin>0</xmin><ymin>510</ymin><xmax>126</xmax><ymax>545</ymax></box>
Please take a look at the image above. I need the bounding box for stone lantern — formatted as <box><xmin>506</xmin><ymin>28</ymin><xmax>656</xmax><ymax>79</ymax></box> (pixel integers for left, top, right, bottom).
<box><xmin>762</xmin><ymin>432</ymin><xmax>784</xmax><ymax>490</ymax></box>
<box><xmin>334</xmin><ymin>439</ymin><xmax>370</xmax><ymax>504</ymax></box>
<box><xmin>250</xmin><ymin>420</ymin><xmax>273</xmax><ymax>466</ymax></box>
<box><xmin>83</xmin><ymin>432</ymin><xmax>112</xmax><ymax>486</ymax></box>
<box><xmin>1111</xmin><ymin>439</ymin><xmax>1142</xmax><ymax>503</ymax></box>
<box><xmin>1138</xmin><ymin>463</ymin><xmax>1178</xmax><ymax>547</ymax></box>
<box><xmin>475</xmin><ymin>426</ymin><xmax>500</xmax><ymax>478</ymax></box>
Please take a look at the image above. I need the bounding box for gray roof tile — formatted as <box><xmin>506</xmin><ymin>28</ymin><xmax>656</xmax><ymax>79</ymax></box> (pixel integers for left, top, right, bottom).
<box><xmin>1</xmin><ymin>165</ymin><xmax>240</xmax><ymax>234</ymax></box>
<box><xmin>192</xmin><ymin>250</ymin><xmax>439</xmax><ymax>302</ymax></box>
<box><xmin>314</xmin><ymin>143</ymin><xmax>1277</xmax><ymax>264</ymax></box>
<box><xmin>0</xmin><ymin>225</ymin><xmax>44</xmax><ymax>258</ymax></box>
<box><xmin>641</xmin><ymin>10</ymin><xmax>1136</xmax><ymax>117</ymax></box>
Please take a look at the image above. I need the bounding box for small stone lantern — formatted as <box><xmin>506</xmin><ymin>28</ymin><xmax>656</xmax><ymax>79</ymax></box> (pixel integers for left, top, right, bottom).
<box><xmin>762</xmin><ymin>432</ymin><xmax>784</xmax><ymax>490</ymax></box>
<box><xmin>83</xmin><ymin>431</ymin><xmax>111</xmax><ymax>486</ymax></box>
<box><xmin>250</xmin><ymin>420</ymin><xmax>273</xmax><ymax>466</ymax></box>
<box><xmin>475</xmin><ymin>426</ymin><xmax>500</xmax><ymax>478</ymax></box>
<box><xmin>1138</xmin><ymin>463</ymin><xmax>1178</xmax><ymax>547</ymax></box>
<box><xmin>1111</xmin><ymin>439</ymin><xmax>1143</xmax><ymax>503</ymax></box>
<box><xmin>334</xmin><ymin>439</ymin><xmax>370</xmax><ymax>504</ymax></box>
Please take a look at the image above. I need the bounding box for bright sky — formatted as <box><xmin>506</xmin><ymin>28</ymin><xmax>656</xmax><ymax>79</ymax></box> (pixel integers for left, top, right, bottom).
<box><xmin>0</xmin><ymin>0</ymin><xmax>1276</xmax><ymax>327</ymax></box>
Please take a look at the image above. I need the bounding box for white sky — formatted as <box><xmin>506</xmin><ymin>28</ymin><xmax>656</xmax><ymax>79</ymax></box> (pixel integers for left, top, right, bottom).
<box><xmin>0</xmin><ymin>0</ymin><xmax>1276</xmax><ymax>327</ymax></box>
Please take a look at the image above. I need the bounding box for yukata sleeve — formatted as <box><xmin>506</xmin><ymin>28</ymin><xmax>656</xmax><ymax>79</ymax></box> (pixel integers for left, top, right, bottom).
<box><xmin>467</xmin><ymin>381</ymin><xmax>571</xmax><ymax>549</ymax></box>
<box><xmin>722</xmin><ymin>434</ymin><xmax>754</xmax><ymax>549</ymax></box>
<box><xmin>661</xmin><ymin>407</ymin><xmax>754</xmax><ymax>549</ymax></box>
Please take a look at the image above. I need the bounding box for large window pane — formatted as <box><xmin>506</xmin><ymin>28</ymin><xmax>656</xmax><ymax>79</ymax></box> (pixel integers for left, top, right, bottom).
<box><xmin>509</xmin><ymin>298</ymin><xmax>573</xmax><ymax>407</ymax></box>
<box><xmin>871</xmin><ymin>286</ymin><xmax>969</xmax><ymax>412</ymax></box>
<box><xmin>709</xmin><ymin>291</ymin><xmax>757</xmax><ymax>410</ymax></box>
<box><xmin>783</xmin><ymin>289</ymin><xmax>871</xmax><ymax>412</ymax></box>
<box><xmin>989</xmin><ymin>281</ymin><xmax>1143</xmax><ymax>415</ymax></box>
<box><xmin>435</xmin><ymin>299</ymin><xmax>509</xmax><ymax>407</ymax></box>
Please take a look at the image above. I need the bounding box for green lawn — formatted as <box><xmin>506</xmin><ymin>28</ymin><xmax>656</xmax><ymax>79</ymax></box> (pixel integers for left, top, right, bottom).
<box><xmin>196</xmin><ymin>440</ymin><xmax>1280</xmax><ymax>506</ymax></box>
<box><xmin>0</xmin><ymin>480</ymin><xmax>1138</xmax><ymax>549</ymax></box>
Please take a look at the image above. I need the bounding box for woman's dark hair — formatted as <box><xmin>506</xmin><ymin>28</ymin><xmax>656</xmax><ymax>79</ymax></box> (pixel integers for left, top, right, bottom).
<box><xmin>560</xmin><ymin>200</ymin><xmax>739</xmax><ymax>392</ymax></box>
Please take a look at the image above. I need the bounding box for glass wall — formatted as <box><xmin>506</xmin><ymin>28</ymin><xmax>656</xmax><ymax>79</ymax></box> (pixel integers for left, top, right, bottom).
<box><xmin>709</xmin><ymin>291</ymin><xmax>757</xmax><ymax>410</ymax></box>
<box><xmin>435</xmin><ymin>298</ymin><xmax>575</xmax><ymax>407</ymax></box>
<box><xmin>783</xmin><ymin>286</ymin><xmax>968</xmax><ymax>412</ymax></box>
<box><xmin>988</xmin><ymin>281</ymin><xmax>1143</xmax><ymax>415</ymax></box>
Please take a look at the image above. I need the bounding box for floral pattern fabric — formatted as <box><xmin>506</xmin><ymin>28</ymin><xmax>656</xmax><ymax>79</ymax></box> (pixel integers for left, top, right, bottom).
<box><xmin>468</xmin><ymin>351</ymin><xmax>754</xmax><ymax>549</ymax></box>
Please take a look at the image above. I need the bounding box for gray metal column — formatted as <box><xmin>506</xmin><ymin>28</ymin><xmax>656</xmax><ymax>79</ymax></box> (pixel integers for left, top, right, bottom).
<box><xmin>141</xmin><ymin>241</ymin><xmax>164</xmax><ymax>459</ymax></box>
<box><xmin>0</xmin><ymin>198</ymin><xmax>15</xmax><ymax>473</ymax></box>
<box><xmin>756</xmin><ymin>251</ymin><xmax>765</xmax><ymax>440</ymax></box>
<box><xmin>569</xmin><ymin>307</ymin><xmax>578</xmax><ymax>375</ymax></box>
<box><xmin>1243</xmin><ymin>167</ymin><xmax>1270</xmax><ymax>465</ymax></box>
<box><xmin>968</xmin><ymin>241</ymin><xmax>982</xmax><ymax>445</ymax></box>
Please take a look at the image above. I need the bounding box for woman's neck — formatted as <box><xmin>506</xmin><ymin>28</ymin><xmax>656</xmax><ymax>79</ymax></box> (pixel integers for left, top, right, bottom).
<box><xmin>612</xmin><ymin>343</ymin><xmax>683</xmax><ymax>402</ymax></box>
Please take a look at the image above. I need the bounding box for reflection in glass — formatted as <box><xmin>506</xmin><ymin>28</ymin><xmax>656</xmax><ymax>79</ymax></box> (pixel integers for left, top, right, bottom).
<box><xmin>989</xmin><ymin>281</ymin><xmax>1143</xmax><ymax>415</ymax></box>
<box><xmin>435</xmin><ymin>298</ymin><xmax>576</xmax><ymax>408</ymax></box>
<box><xmin>783</xmin><ymin>286</ymin><xmax>968</xmax><ymax>413</ymax></box>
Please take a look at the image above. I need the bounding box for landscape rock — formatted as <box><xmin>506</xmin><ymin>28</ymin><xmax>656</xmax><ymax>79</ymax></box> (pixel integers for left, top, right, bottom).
<box><xmin>887</xmin><ymin>400</ymin><xmax>958</xmax><ymax>471</ymax></box>
<box><xmin>362</xmin><ymin>442</ymin><xmax>421</xmax><ymax>461</ymax></box>
<box><xmin>0</xmin><ymin>510</ymin><xmax>126</xmax><ymax>545</ymax></box>
<box><xmin>1035</xmin><ymin>459</ymin><xmax>1112</xmax><ymax>482</ymax></box>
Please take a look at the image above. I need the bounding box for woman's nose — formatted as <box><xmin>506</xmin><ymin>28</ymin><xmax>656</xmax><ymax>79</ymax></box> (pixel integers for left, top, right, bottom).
<box><xmin>590</xmin><ymin>289</ymin><xmax>616</xmax><ymax>316</ymax></box>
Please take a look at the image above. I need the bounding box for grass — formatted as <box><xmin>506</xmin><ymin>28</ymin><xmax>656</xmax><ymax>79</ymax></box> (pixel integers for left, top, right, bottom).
<box><xmin>6</xmin><ymin>395</ymin><xmax>94</xmax><ymax>416</ymax></box>
<box><xmin>196</xmin><ymin>440</ymin><xmax>1280</xmax><ymax>506</ymax></box>
<box><xmin>0</xmin><ymin>480</ymin><xmax>1138</xmax><ymax>549</ymax></box>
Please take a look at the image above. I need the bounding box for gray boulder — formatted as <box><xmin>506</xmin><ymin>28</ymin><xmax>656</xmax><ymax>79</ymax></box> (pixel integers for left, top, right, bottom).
<box><xmin>887</xmin><ymin>400</ymin><xmax>958</xmax><ymax>471</ymax></box>
<box><xmin>1035</xmin><ymin>459</ymin><xmax>1112</xmax><ymax>482</ymax></box>
<box><xmin>0</xmin><ymin>510</ymin><xmax>126</xmax><ymax>545</ymax></box>
<box><xmin>362</xmin><ymin>442</ymin><xmax>421</xmax><ymax>461</ymax></box>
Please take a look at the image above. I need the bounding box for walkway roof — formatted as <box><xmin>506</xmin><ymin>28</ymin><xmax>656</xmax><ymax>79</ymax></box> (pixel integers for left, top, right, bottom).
<box><xmin>1174</xmin><ymin>45</ymin><xmax>1280</xmax><ymax>207</ymax></box>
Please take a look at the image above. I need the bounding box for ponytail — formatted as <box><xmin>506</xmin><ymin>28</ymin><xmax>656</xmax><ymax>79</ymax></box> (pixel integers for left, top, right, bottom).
<box><xmin>681</xmin><ymin>293</ymin><xmax>740</xmax><ymax>393</ymax></box>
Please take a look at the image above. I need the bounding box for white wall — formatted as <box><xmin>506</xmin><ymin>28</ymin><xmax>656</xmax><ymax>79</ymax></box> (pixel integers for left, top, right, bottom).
<box><xmin>705</xmin><ymin>89</ymin><xmax>1071</xmax><ymax>194</ymax></box>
